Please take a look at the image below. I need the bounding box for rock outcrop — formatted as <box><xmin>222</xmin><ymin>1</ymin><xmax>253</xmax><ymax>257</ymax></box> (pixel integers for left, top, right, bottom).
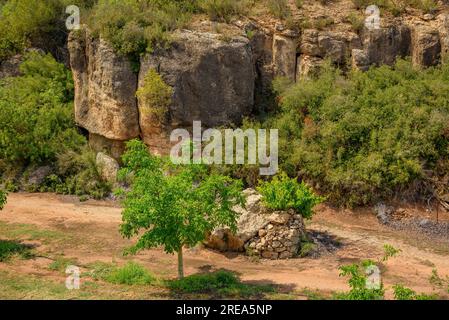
<box><xmin>68</xmin><ymin>29</ymin><xmax>140</xmax><ymax>142</ymax></box>
<box><xmin>67</xmin><ymin>12</ymin><xmax>449</xmax><ymax>159</ymax></box>
<box><xmin>138</xmin><ymin>30</ymin><xmax>255</xmax><ymax>153</ymax></box>
<box><xmin>206</xmin><ymin>189</ymin><xmax>306</xmax><ymax>260</ymax></box>
<box><xmin>412</xmin><ymin>25</ymin><xmax>441</xmax><ymax>67</ymax></box>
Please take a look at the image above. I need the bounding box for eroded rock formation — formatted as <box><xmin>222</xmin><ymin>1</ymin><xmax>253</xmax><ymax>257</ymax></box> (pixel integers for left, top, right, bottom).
<box><xmin>68</xmin><ymin>13</ymin><xmax>449</xmax><ymax>158</ymax></box>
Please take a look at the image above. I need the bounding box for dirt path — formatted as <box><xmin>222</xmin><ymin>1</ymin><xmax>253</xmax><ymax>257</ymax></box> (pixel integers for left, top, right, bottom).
<box><xmin>1</xmin><ymin>193</ymin><xmax>448</xmax><ymax>299</ymax></box>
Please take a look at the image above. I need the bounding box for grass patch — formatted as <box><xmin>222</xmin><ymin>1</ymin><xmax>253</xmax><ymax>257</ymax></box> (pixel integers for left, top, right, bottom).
<box><xmin>0</xmin><ymin>221</ymin><xmax>67</xmax><ymax>244</ymax></box>
<box><xmin>48</xmin><ymin>256</ymin><xmax>79</xmax><ymax>273</ymax></box>
<box><xmin>87</xmin><ymin>261</ymin><xmax>156</xmax><ymax>286</ymax></box>
<box><xmin>167</xmin><ymin>270</ymin><xmax>275</xmax><ymax>298</ymax></box>
<box><xmin>0</xmin><ymin>240</ymin><xmax>33</xmax><ymax>262</ymax></box>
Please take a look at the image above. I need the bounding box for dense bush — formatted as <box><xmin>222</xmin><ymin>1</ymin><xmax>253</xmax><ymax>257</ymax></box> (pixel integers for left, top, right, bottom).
<box><xmin>199</xmin><ymin>0</ymin><xmax>250</xmax><ymax>22</ymax></box>
<box><xmin>0</xmin><ymin>52</ymin><xmax>110</xmax><ymax>199</ymax></box>
<box><xmin>0</xmin><ymin>0</ymin><xmax>95</xmax><ymax>61</ymax></box>
<box><xmin>136</xmin><ymin>69</ymin><xmax>173</xmax><ymax>122</ymax></box>
<box><xmin>267</xmin><ymin>60</ymin><xmax>449</xmax><ymax>206</ymax></box>
<box><xmin>0</xmin><ymin>51</ymin><xmax>83</xmax><ymax>165</ymax></box>
<box><xmin>88</xmin><ymin>0</ymin><xmax>198</xmax><ymax>61</ymax></box>
<box><xmin>257</xmin><ymin>172</ymin><xmax>323</xmax><ymax>219</ymax></box>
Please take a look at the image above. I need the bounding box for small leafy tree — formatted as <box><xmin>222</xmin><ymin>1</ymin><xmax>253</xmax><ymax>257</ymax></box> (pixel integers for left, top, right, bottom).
<box><xmin>0</xmin><ymin>190</ymin><xmax>6</xmax><ymax>210</ymax></box>
<box><xmin>257</xmin><ymin>172</ymin><xmax>324</xmax><ymax>219</ymax></box>
<box><xmin>336</xmin><ymin>260</ymin><xmax>385</xmax><ymax>300</ymax></box>
<box><xmin>117</xmin><ymin>140</ymin><xmax>244</xmax><ymax>279</ymax></box>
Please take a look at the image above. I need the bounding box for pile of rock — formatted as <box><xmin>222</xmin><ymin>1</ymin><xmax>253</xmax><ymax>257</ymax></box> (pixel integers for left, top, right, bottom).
<box><xmin>206</xmin><ymin>189</ymin><xmax>307</xmax><ymax>260</ymax></box>
<box><xmin>245</xmin><ymin>209</ymin><xmax>305</xmax><ymax>259</ymax></box>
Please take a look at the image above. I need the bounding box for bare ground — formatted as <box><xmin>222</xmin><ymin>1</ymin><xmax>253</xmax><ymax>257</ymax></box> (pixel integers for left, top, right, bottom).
<box><xmin>0</xmin><ymin>193</ymin><xmax>448</xmax><ymax>300</ymax></box>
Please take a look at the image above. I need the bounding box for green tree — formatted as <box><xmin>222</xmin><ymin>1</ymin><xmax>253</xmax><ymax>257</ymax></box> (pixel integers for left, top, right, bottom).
<box><xmin>117</xmin><ymin>140</ymin><xmax>244</xmax><ymax>279</ymax></box>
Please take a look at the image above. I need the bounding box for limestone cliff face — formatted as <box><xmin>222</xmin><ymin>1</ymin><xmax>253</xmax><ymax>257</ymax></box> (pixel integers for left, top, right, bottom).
<box><xmin>138</xmin><ymin>31</ymin><xmax>255</xmax><ymax>154</ymax></box>
<box><xmin>68</xmin><ymin>29</ymin><xmax>140</xmax><ymax>142</ymax></box>
<box><xmin>68</xmin><ymin>12</ymin><xmax>449</xmax><ymax>157</ymax></box>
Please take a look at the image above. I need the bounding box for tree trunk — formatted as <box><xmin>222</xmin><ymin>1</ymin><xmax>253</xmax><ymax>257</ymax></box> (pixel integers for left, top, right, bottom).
<box><xmin>177</xmin><ymin>247</ymin><xmax>184</xmax><ymax>279</ymax></box>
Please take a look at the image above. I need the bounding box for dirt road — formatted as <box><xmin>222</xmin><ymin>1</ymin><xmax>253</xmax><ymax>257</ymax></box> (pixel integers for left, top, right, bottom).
<box><xmin>1</xmin><ymin>193</ymin><xmax>448</xmax><ymax>299</ymax></box>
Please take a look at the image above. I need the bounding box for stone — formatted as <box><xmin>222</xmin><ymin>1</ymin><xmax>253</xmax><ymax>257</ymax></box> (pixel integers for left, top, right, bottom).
<box><xmin>261</xmin><ymin>251</ymin><xmax>278</xmax><ymax>259</ymax></box>
<box><xmin>279</xmin><ymin>251</ymin><xmax>293</xmax><ymax>259</ymax></box>
<box><xmin>68</xmin><ymin>29</ymin><xmax>140</xmax><ymax>141</ymax></box>
<box><xmin>207</xmin><ymin>228</ymin><xmax>245</xmax><ymax>252</ymax></box>
<box><xmin>352</xmin><ymin>49</ymin><xmax>370</xmax><ymax>71</ymax></box>
<box><xmin>412</xmin><ymin>26</ymin><xmax>441</xmax><ymax>67</ymax></box>
<box><xmin>374</xmin><ymin>203</ymin><xmax>393</xmax><ymax>225</ymax></box>
<box><xmin>96</xmin><ymin>152</ymin><xmax>119</xmax><ymax>183</ymax></box>
<box><xmin>272</xmin><ymin>34</ymin><xmax>298</xmax><ymax>80</ymax></box>
<box><xmin>139</xmin><ymin>30</ymin><xmax>255</xmax><ymax>154</ymax></box>
<box><xmin>296</xmin><ymin>55</ymin><xmax>323</xmax><ymax>80</ymax></box>
<box><xmin>268</xmin><ymin>212</ymin><xmax>291</xmax><ymax>225</ymax></box>
<box><xmin>362</xmin><ymin>25</ymin><xmax>411</xmax><ymax>66</ymax></box>
<box><xmin>89</xmin><ymin>133</ymin><xmax>126</xmax><ymax>161</ymax></box>
<box><xmin>272</xmin><ymin>241</ymin><xmax>281</xmax><ymax>248</ymax></box>
<box><xmin>300</xmin><ymin>30</ymin><xmax>361</xmax><ymax>64</ymax></box>
<box><xmin>26</xmin><ymin>166</ymin><xmax>53</xmax><ymax>187</ymax></box>
<box><xmin>258</xmin><ymin>229</ymin><xmax>267</xmax><ymax>237</ymax></box>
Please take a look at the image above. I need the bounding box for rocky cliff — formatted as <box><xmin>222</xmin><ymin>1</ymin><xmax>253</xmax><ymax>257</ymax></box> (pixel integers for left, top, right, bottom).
<box><xmin>67</xmin><ymin>9</ymin><xmax>449</xmax><ymax>158</ymax></box>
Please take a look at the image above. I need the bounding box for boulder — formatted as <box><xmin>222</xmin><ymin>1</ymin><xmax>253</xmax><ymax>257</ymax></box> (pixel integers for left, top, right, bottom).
<box><xmin>300</xmin><ymin>30</ymin><xmax>361</xmax><ymax>65</ymax></box>
<box><xmin>412</xmin><ymin>25</ymin><xmax>441</xmax><ymax>67</ymax></box>
<box><xmin>96</xmin><ymin>152</ymin><xmax>120</xmax><ymax>183</ymax></box>
<box><xmin>361</xmin><ymin>25</ymin><xmax>411</xmax><ymax>66</ymax></box>
<box><xmin>68</xmin><ymin>28</ymin><xmax>140</xmax><ymax>141</ymax></box>
<box><xmin>138</xmin><ymin>30</ymin><xmax>255</xmax><ymax>154</ymax></box>
<box><xmin>272</xmin><ymin>34</ymin><xmax>298</xmax><ymax>80</ymax></box>
<box><xmin>26</xmin><ymin>166</ymin><xmax>53</xmax><ymax>187</ymax></box>
<box><xmin>89</xmin><ymin>133</ymin><xmax>126</xmax><ymax>162</ymax></box>
<box><xmin>351</xmin><ymin>49</ymin><xmax>370</xmax><ymax>71</ymax></box>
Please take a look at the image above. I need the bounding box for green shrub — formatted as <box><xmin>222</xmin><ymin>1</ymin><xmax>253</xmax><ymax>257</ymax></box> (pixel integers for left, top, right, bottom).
<box><xmin>0</xmin><ymin>52</ymin><xmax>110</xmax><ymax>199</ymax></box>
<box><xmin>105</xmin><ymin>262</ymin><xmax>156</xmax><ymax>285</ymax></box>
<box><xmin>346</xmin><ymin>12</ymin><xmax>364</xmax><ymax>33</ymax></box>
<box><xmin>52</xmin><ymin>147</ymin><xmax>111</xmax><ymax>199</ymax></box>
<box><xmin>88</xmin><ymin>0</ymin><xmax>197</xmax><ymax>60</ymax></box>
<box><xmin>393</xmin><ymin>284</ymin><xmax>437</xmax><ymax>300</ymax></box>
<box><xmin>167</xmin><ymin>270</ymin><xmax>274</xmax><ymax>297</ymax></box>
<box><xmin>199</xmin><ymin>0</ymin><xmax>250</xmax><ymax>23</ymax></box>
<box><xmin>257</xmin><ymin>172</ymin><xmax>324</xmax><ymax>219</ymax></box>
<box><xmin>136</xmin><ymin>69</ymin><xmax>173</xmax><ymax>122</ymax></box>
<box><xmin>269</xmin><ymin>60</ymin><xmax>449</xmax><ymax>206</ymax></box>
<box><xmin>336</xmin><ymin>260</ymin><xmax>385</xmax><ymax>300</ymax></box>
<box><xmin>266</xmin><ymin>0</ymin><xmax>291</xmax><ymax>20</ymax></box>
<box><xmin>0</xmin><ymin>240</ymin><xmax>31</xmax><ymax>261</ymax></box>
<box><xmin>0</xmin><ymin>52</ymin><xmax>84</xmax><ymax>165</ymax></box>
